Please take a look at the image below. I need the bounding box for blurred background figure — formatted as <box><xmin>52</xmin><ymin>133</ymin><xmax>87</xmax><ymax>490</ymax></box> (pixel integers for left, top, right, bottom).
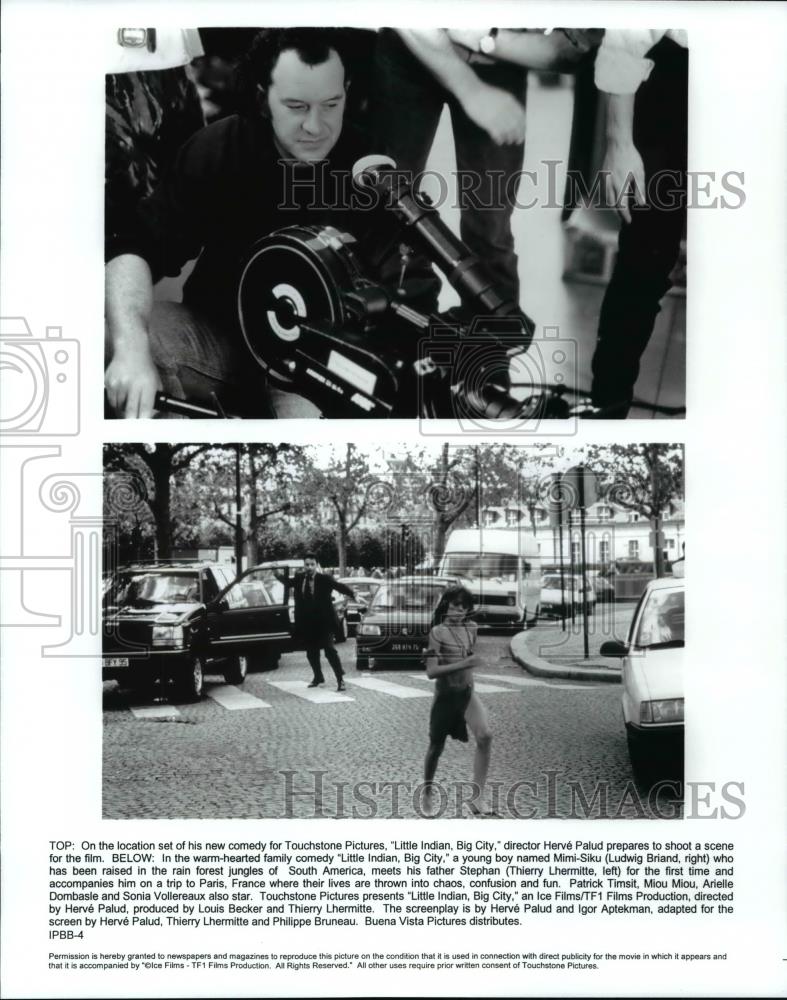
<box><xmin>589</xmin><ymin>30</ymin><xmax>688</xmax><ymax>416</ymax></box>
<box><xmin>374</xmin><ymin>28</ymin><xmax>601</xmax><ymax>311</ymax></box>
<box><xmin>105</xmin><ymin>29</ymin><xmax>205</xmax><ymax>244</ymax></box>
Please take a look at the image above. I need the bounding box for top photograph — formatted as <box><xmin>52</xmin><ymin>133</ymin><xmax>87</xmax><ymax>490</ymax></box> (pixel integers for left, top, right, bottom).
<box><xmin>104</xmin><ymin>27</ymin><xmax>688</xmax><ymax>422</ymax></box>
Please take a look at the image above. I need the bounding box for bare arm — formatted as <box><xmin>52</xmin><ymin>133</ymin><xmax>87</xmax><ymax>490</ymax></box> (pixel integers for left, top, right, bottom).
<box><xmin>447</xmin><ymin>28</ymin><xmax>603</xmax><ymax>71</ymax></box>
<box><xmin>424</xmin><ymin>630</ymin><xmax>483</xmax><ymax>678</ymax></box>
<box><xmin>602</xmin><ymin>93</ymin><xmax>646</xmax><ymax>224</ymax></box>
<box><xmin>104</xmin><ymin>254</ymin><xmax>161</xmax><ymax>418</ymax></box>
<box><xmin>396</xmin><ymin>29</ymin><xmax>482</xmax><ymax>103</ymax></box>
<box><xmin>395</xmin><ymin>29</ymin><xmax>526</xmax><ymax>145</ymax></box>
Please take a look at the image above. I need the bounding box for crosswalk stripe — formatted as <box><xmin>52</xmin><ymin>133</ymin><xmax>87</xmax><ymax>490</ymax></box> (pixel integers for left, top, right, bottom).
<box><xmin>265</xmin><ymin>680</ymin><xmax>354</xmax><ymax>703</ymax></box>
<box><xmin>475</xmin><ymin>673</ymin><xmax>590</xmax><ymax>690</ymax></box>
<box><xmin>406</xmin><ymin>674</ymin><xmax>516</xmax><ymax>694</ymax></box>
<box><xmin>344</xmin><ymin>676</ymin><xmax>431</xmax><ymax>699</ymax></box>
<box><xmin>475</xmin><ymin>672</ymin><xmax>545</xmax><ymax>687</ymax></box>
<box><xmin>207</xmin><ymin>685</ymin><xmax>272</xmax><ymax>710</ymax></box>
<box><xmin>130</xmin><ymin>704</ymin><xmax>182</xmax><ymax>720</ymax></box>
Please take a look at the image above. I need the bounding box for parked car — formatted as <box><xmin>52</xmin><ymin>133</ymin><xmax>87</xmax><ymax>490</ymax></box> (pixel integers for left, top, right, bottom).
<box><xmin>588</xmin><ymin>570</ymin><xmax>616</xmax><ymax>603</ymax></box>
<box><xmin>601</xmin><ymin>577</ymin><xmax>685</xmax><ymax>781</ymax></box>
<box><xmin>336</xmin><ymin>577</ymin><xmax>382</xmax><ymax>636</ymax></box>
<box><xmin>539</xmin><ymin>573</ymin><xmax>596</xmax><ymax>618</ymax></box>
<box><xmin>255</xmin><ymin>559</ymin><xmax>350</xmax><ymax>642</ymax></box>
<box><xmin>355</xmin><ymin>576</ymin><xmax>457</xmax><ymax>670</ymax></box>
<box><xmin>102</xmin><ymin>562</ymin><xmax>292</xmax><ymax>701</ymax></box>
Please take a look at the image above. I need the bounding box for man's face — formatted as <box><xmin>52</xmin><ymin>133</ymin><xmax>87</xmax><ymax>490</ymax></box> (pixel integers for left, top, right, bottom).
<box><xmin>304</xmin><ymin>558</ymin><xmax>318</xmax><ymax>576</ymax></box>
<box><xmin>266</xmin><ymin>47</ymin><xmax>346</xmax><ymax>162</ymax></box>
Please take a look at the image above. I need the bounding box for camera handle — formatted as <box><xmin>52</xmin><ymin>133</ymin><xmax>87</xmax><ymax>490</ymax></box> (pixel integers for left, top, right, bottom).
<box><xmin>152</xmin><ymin>392</ymin><xmax>239</xmax><ymax>419</ymax></box>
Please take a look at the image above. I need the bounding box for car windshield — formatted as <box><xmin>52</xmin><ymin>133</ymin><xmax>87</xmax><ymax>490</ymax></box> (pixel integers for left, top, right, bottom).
<box><xmin>634</xmin><ymin>589</ymin><xmax>685</xmax><ymax>649</ymax></box>
<box><xmin>105</xmin><ymin>571</ymin><xmax>200</xmax><ymax>607</ymax></box>
<box><xmin>371</xmin><ymin>583</ymin><xmax>444</xmax><ymax>612</ymax></box>
<box><xmin>442</xmin><ymin>552</ymin><xmax>519</xmax><ymax>582</ymax></box>
<box><xmin>542</xmin><ymin>575</ymin><xmax>585</xmax><ymax>590</ymax></box>
<box><xmin>339</xmin><ymin>580</ymin><xmax>381</xmax><ymax>603</ymax></box>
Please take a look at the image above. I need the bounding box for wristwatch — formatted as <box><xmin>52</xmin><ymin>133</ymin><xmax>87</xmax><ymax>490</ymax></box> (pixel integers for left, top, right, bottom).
<box><xmin>479</xmin><ymin>28</ymin><xmax>499</xmax><ymax>55</ymax></box>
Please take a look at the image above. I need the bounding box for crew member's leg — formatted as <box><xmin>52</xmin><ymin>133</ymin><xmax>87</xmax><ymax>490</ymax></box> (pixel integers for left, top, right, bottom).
<box><xmin>146</xmin><ymin>300</ymin><xmax>275</xmax><ymax>417</ymax></box>
<box><xmin>374</xmin><ymin>29</ymin><xmax>446</xmax><ymax>179</ymax></box>
<box><xmin>306</xmin><ymin>645</ymin><xmax>325</xmax><ymax>687</ymax></box>
<box><xmin>590</xmin><ymin>39</ymin><xmax>688</xmax><ymax>414</ymax></box>
<box><xmin>464</xmin><ymin>691</ymin><xmax>493</xmax><ymax>814</ymax></box>
<box><xmin>373</xmin><ymin>30</ymin><xmax>446</xmax><ymax>311</ymax></box>
<box><xmin>450</xmin><ymin>61</ymin><xmax>528</xmax><ymax>309</ymax></box>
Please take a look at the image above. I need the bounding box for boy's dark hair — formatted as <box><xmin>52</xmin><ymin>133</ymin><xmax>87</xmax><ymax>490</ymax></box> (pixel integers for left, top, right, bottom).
<box><xmin>234</xmin><ymin>28</ymin><xmax>349</xmax><ymax>118</ymax></box>
<box><xmin>302</xmin><ymin>551</ymin><xmax>319</xmax><ymax>563</ymax></box>
<box><xmin>431</xmin><ymin>585</ymin><xmax>475</xmax><ymax>628</ymax></box>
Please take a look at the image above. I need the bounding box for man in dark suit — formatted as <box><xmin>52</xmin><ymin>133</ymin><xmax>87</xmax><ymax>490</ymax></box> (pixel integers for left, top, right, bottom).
<box><xmin>292</xmin><ymin>554</ymin><xmax>356</xmax><ymax>691</ymax></box>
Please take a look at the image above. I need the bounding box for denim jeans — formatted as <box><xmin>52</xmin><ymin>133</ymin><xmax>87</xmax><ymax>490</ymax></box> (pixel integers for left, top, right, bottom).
<box><xmin>590</xmin><ymin>38</ymin><xmax>688</xmax><ymax>414</ymax></box>
<box><xmin>374</xmin><ymin>30</ymin><xmax>528</xmax><ymax>308</ymax></box>
<box><xmin>147</xmin><ymin>300</ymin><xmax>321</xmax><ymax>418</ymax></box>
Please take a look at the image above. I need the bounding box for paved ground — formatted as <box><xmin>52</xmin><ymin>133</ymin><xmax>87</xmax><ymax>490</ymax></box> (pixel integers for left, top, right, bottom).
<box><xmin>512</xmin><ymin>602</ymin><xmax>636</xmax><ymax>681</ymax></box>
<box><xmin>103</xmin><ymin>625</ymin><xmax>682</xmax><ymax>821</ymax></box>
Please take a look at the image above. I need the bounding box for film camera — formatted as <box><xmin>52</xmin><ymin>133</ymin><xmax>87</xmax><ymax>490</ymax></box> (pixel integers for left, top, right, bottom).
<box><xmin>233</xmin><ymin>155</ymin><xmax>557</xmax><ymax>420</ymax></box>
<box><xmin>154</xmin><ymin>156</ymin><xmax>683</xmax><ymax>420</ymax></box>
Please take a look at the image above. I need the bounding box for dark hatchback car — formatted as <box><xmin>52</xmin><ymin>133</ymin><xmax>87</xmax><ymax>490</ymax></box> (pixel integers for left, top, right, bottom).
<box><xmin>336</xmin><ymin>577</ymin><xmax>383</xmax><ymax>636</ymax></box>
<box><xmin>102</xmin><ymin>562</ymin><xmax>293</xmax><ymax>701</ymax></box>
<box><xmin>354</xmin><ymin>576</ymin><xmax>457</xmax><ymax>671</ymax></box>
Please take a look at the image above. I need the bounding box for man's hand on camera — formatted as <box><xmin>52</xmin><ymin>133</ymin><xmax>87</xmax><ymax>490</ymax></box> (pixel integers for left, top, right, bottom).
<box><xmin>603</xmin><ymin>139</ymin><xmax>647</xmax><ymax>224</ymax></box>
<box><xmin>461</xmin><ymin>82</ymin><xmax>526</xmax><ymax>145</ymax></box>
<box><xmin>105</xmin><ymin>342</ymin><xmax>162</xmax><ymax>418</ymax></box>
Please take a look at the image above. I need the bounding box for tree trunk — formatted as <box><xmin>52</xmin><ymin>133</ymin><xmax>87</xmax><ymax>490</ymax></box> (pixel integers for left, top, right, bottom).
<box><xmin>432</xmin><ymin>518</ymin><xmax>449</xmax><ymax>566</ymax></box>
<box><xmin>247</xmin><ymin>447</ymin><xmax>259</xmax><ymax>567</ymax></box>
<box><xmin>151</xmin><ymin>458</ymin><xmax>172</xmax><ymax>559</ymax></box>
<box><xmin>337</xmin><ymin>523</ymin><xmax>348</xmax><ymax>576</ymax></box>
<box><xmin>652</xmin><ymin>513</ymin><xmax>664</xmax><ymax>578</ymax></box>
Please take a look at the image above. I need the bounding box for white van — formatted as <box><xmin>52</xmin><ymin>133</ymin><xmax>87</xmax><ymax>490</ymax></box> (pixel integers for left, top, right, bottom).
<box><xmin>438</xmin><ymin>528</ymin><xmax>541</xmax><ymax>627</ymax></box>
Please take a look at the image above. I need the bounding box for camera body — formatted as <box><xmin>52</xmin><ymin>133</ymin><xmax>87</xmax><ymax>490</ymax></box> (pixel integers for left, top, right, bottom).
<box><xmin>0</xmin><ymin>318</ymin><xmax>80</xmax><ymax>435</ymax></box>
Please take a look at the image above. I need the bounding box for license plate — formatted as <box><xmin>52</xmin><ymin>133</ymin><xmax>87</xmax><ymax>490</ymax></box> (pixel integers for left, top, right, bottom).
<box><xmin>103</xmin><ymin>656</ymin><xmax>129</xmax><ymax>669</ymax></box>
<box><xmin>390</xmin><ymin>644</ymin><xmax>419</xmax><ymax>653</ymax></box>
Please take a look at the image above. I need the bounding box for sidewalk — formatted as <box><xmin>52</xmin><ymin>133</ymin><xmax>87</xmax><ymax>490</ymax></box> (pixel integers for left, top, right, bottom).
<box><xmin>510</xmin><ymin>603</ymin><xmax>636</xmax><ymax>683</ymax></box>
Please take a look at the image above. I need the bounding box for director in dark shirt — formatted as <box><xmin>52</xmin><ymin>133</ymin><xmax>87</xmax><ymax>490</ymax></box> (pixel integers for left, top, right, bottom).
<box><xmin>105</xmin><ymin>28</ymin><xmax>403</xmax><ymax>418</ymax></box>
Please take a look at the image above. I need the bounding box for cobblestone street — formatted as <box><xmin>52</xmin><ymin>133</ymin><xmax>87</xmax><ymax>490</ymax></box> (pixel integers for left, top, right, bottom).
<box><xmin>103</xmin><ymin>627</ymin><xmax>682</xmax><ymax>821</ymax></box>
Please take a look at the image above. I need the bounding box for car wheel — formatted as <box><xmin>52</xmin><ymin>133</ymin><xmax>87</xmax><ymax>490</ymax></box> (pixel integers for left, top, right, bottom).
<box><xmin>223</xmin><ymin>655</ymin><xmax>248</xmax><ymax>686</ymax></box>
<box><xmin>355</xmin><ymin>654</ymin><xmax>369</xmax><ymax>671</ymax></box>
<box><xmin>335</xmin><ymin>616</ymin><xmax>348</xmax><ymax>644</ymax></box>
<box><xmin>177</xmin><ymin>656</ymin><xmax>205</xmax><ymax>702</ymax></box>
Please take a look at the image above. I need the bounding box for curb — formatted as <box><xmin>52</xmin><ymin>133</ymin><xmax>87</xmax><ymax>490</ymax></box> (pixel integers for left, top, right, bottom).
<box><xmin>509</xmin><ymin>629</ymin><xmax>621</xmax><ymax>684</ymax></box>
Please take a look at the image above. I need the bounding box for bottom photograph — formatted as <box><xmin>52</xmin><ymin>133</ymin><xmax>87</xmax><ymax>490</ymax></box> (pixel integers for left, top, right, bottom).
<box><xmin>102</xmin><ymin>441</ymin><xmax>685</xmax><ymax>820</ymax></box>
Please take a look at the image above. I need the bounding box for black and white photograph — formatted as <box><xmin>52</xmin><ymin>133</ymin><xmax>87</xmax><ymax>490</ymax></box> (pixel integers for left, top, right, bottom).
<box><xmin>102</xmin><ymin>442</ymin><xmax>685</xmax><ymax>819</ymax></box>
<box><xmin>104</xmin><ymin>27</ymin><xmax>687</xmax><ymax>421</ymax></box>
<box><xmin>3</xmin><ymin>1</ymin><xmax>787</xmax><ymax>996</ymax></box>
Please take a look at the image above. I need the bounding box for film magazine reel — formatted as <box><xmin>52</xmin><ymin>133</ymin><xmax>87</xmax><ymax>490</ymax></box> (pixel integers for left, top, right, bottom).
<box><xmin>237</xmin><ymin>224</ymin><xmax>411</xmax><ymax>417</ymax></box>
